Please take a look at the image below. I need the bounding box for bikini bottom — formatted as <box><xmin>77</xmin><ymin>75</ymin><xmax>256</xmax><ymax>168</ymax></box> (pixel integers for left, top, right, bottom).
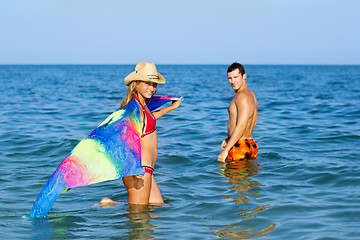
<box><xmin>142</xmin><ymin>165</ymin><xmax>154</xmax><ymax>175</ymax></box>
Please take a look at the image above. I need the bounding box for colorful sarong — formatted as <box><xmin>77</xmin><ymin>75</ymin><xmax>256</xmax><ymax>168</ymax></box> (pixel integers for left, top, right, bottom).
<box><xmin>227</xmin><ymin>139</ymin><xmax>258</xmax><ymax>161</ymax></box>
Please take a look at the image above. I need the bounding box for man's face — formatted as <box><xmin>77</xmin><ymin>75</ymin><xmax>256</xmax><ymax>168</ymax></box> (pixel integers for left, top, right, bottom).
<box><xmin>227</xmin><ymin>69</ymin><xmax>244</xmax><ymax>91</ymax></box>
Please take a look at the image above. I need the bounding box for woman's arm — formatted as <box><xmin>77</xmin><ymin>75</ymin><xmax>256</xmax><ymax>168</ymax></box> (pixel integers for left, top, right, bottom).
<box><xmin>152</xmin><ymin>100</ymin><xmax>181</xmax><ymax>120</ymax></box>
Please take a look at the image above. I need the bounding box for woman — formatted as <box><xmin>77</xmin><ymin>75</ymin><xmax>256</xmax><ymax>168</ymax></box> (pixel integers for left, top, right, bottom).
<box><xmin>101</xmin><ymin>62</ymin><xmax>181</xmax><ymax>205</ymax></box>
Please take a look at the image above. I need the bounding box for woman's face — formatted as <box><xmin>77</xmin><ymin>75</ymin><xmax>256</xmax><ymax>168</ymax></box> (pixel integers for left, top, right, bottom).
<box><xmin>137</xmin><ymin>81</ymin><xmax>157</xmax><ymax>99</ymax></box>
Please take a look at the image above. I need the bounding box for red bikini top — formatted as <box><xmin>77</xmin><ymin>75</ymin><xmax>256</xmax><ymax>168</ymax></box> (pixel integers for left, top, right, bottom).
<box><xmin>135</xmin><ymin>96</ymin><xmax>156</xmax><ymax>137</ymax></box>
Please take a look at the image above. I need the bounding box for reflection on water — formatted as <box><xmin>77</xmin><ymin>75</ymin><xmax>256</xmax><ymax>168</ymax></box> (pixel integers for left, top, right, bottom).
<box><xmin>214</xmin><ymin>224</ymin><xmax>276</xmax><ymax>239</ymax></box>
<box><xmin>124</xmin><ymin>205</ymin><xmax>159</xmax><ymax>240</ymax></box>
<box><xmin>30</xmin><ymin>218</ymin><xmax>56</xmax><ymax>240</ymax></box>
<box><xmin>30</xmin><ymin>215</ymin><xmax>86</xmax><ymax>240</ymax></box>
<box><xmin>215</xmin><ymin>159</ymin><xmax>276</xmax><ymax>239</ymax></box>
<box><xmin>29</xmin><ymin>204</ymin><xmax>160</xmax><ymax>240</ymax></box>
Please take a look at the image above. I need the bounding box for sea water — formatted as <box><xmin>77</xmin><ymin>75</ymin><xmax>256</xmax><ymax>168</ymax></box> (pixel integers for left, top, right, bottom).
<box><xmin>0</xmin><ymin>65</ymin><xmax>359</xmax><ymax>239</ymax></box>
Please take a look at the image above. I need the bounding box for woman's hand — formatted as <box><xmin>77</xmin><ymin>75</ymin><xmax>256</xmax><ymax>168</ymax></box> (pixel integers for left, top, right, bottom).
<box><xmin>171</xmin><ymin>99</ymin><xmax>182</xmax><ymax>109</ymax></box>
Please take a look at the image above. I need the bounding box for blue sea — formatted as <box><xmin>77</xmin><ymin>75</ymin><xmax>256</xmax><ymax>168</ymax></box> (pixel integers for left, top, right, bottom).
<box><xmin>1</xmin><ymin>65</ymin><xmax>359</xmax><ymax>239</ymax></box>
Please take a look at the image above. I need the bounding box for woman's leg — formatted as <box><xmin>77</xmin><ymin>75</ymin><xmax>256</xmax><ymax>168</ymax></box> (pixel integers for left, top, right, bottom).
<box><xmin>102</xmin><ymin>174</ymin><xmax>163</xmax><ymax>205</ymax></box>
<box><xmin>122</xmin><ymin>173</ymin><xmax>152</xmax><ymax>204</ymax></box>
<box><xmin>100</xmin><ymin>197</ymin><xmax>119</xmax><ymax>204</ymax></box>
<box><xmin>149</xmin><ymin>175</ymin><xmax>164</xmax><ymax>204</ymax></box>
<box><xmin>99</xmin><ymin>197</ymin><xmax>123</xmax><ymax>208</ymax></box>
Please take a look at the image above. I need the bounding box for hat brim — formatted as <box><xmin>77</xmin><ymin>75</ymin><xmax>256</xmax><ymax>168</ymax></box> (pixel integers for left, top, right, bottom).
<box><xmin>124</xmin><ymin>72</ymin><xmax>166</xmax><ymax>86</ymax></box>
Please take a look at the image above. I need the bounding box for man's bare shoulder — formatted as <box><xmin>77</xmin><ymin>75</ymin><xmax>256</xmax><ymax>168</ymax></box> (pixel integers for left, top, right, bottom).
<box><xmin>234</xmin><ymin>90</ymin><xmax>254</xmax><ymax>107</ymax></box>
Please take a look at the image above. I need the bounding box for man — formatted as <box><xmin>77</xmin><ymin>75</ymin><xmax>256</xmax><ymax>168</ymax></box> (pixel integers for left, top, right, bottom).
<box><xmin>218</xmin><ymin>62</ymin><xmax>258</xmax><ymax>162</ymax></box>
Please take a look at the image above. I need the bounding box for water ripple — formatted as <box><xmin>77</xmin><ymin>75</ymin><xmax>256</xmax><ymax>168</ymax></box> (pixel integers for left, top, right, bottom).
<box><xmin>1</xmin><ymin>65</ymin><xmax>360</xmax><ymax>239</ymax></box>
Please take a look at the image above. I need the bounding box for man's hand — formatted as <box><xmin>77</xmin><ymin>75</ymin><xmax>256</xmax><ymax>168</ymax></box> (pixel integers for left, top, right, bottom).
<box><xmin>217</xmin><ymin>149</ymin><xmax>228</xmax><ymax>162</ymax></box>
<box><xmin>221</xmin><ymin>139</ymin><xmax>228</xmax><ymax>150</ymax></box>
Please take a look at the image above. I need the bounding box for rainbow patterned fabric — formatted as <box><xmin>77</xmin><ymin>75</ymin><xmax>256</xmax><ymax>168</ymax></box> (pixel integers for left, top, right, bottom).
<box><xmin>29</xmin><ymin>95</ymin><xmax>181</xmax><ymax>218</ymax></box>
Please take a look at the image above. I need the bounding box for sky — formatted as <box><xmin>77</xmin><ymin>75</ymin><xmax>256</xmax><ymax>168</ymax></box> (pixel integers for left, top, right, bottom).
<box><xmin>0</xmin><ymin>0</ymin><xmax>359</xmax><ymax>65</ymax></box>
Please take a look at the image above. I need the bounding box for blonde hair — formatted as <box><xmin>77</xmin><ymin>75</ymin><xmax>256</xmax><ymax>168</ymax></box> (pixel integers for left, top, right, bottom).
<box><xmin>119</xmin><ymin>81</ymin><xmax>141</xmax><ymax>108</ymax></box>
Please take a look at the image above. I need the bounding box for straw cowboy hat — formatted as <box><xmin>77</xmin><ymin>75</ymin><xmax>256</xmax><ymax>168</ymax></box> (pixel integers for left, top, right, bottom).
<box><xmin>124</xmin><ymin>62</ymin><xmax>166</xmax><ymax>86</ymax></box>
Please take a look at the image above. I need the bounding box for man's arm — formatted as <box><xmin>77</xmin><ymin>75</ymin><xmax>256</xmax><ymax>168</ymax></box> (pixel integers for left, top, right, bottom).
<box><xmin>218</xmin><ymin>96</ymin><xmax>251</xmax><ymax>162</ymax></box>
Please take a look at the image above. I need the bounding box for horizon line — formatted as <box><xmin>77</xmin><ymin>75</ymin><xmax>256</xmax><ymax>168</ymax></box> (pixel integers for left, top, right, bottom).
<box><xmin>1</xmin><ymin>63</ymin><xmax>360</xmax><ymax>66</ymax></box>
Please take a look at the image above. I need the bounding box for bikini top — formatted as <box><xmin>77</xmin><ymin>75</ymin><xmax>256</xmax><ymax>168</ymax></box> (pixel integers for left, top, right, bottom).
<box><xmin>135</xmin><ymin>96</ymin><xmax>156</xmax><ymax>138</ymax></box>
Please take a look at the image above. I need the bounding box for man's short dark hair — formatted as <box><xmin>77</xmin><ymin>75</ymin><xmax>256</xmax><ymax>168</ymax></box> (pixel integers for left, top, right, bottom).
<box><xmin>227</xmin><ymin>62</ymin><xmax>245</xmax><ymax>76</ymax></box>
